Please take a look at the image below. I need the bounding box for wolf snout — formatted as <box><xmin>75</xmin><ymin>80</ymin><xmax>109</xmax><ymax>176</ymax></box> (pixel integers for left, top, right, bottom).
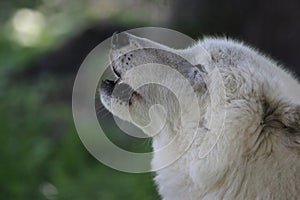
<box><xmin>111</xmin><ymin>32</ymin><xmax>130</xmax><ymax>50</ymax></box>
<box><xmin>110</xmin><ymin>53</ymin><xmax>135</xmax><ymax>78</ymax></box>
<box><xmin>110</xmin><ymin>32</ymin><xmax>136</xmax><ymax>78</ymax></box>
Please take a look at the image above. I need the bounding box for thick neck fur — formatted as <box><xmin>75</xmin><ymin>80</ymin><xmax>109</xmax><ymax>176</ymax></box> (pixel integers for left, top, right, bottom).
<box><xmin>152</xmin><ymin>38</ymin><xmax>300</xmax><ymax>200</ymax></box>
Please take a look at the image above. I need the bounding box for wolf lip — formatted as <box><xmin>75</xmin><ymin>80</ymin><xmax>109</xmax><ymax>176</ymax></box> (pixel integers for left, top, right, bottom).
<box><xmin>100</xmin><ymin>79</ymin><xmax>116</xmax><ymax>97</ymax></box>
<box><xmin>112</xmin><ymin>64</ymin><xmax>121</xmax><ymax>77</ymax></box>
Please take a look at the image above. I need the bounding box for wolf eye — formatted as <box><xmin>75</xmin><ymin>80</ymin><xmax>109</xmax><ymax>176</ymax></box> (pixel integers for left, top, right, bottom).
<box><xmin>193</xmin><ymin>69</ymin><xmax>198</xmax><ymax>78</ymax></box>
<box><xmin>128</xmin><ymin>91</ymin><xmax>142</xmax><ymax>106</ymax></box>
<box><xmin>128</xmin><ymin>92</ymin><xmax>135</xmax><ymax>106</ymax></box>
<box><xmin>129</xmin><ymin>98</ymin><xmax>133</xmax><ymax>106</ymax></box>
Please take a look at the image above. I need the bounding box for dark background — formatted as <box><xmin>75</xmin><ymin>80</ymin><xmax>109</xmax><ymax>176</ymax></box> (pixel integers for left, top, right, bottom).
<box><xmin>1</xmin><ymin>0</ymin><xmax>299</xmax><ymax>199</ymax></box>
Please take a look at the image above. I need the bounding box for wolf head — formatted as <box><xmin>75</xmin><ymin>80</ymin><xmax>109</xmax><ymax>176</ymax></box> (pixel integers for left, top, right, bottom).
<box><xmin>100</xmin><ymin>33</ymin><xmax>209</xmax><ymax>143</ymax></box>
<box><xmin>101</xmin><ymin>32</ymin><xmax>300</xmax><ymax>149</ymax></box>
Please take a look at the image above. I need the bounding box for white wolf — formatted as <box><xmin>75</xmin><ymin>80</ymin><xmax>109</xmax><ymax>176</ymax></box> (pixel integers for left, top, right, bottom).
<box><xmin>100</xmin><ymin>32</ymin><xmax>300</xmax><ymax>200</ymax></box>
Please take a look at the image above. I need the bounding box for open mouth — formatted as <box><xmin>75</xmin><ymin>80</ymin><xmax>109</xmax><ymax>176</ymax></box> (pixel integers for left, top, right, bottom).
<box><xmin>100</xmin><ymin>79</ymin><xmax>118</xmax><ymax>98</ymax></box>
<box><xmin>100</xmin><ymin>75</ymin><xmax>137</xmax><ymax>110</ymax></box>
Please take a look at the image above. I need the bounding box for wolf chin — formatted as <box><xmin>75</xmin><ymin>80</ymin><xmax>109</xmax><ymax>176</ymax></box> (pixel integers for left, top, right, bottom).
<box><xmin>100</xmin><ymin>32</ymin><xmax>300</xmax><ymax>200</ymax></box>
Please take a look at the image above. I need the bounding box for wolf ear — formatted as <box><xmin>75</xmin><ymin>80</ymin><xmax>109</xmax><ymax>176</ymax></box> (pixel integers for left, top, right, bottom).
<box><xmin>179</xmin><ymin>44</ymin><xmax>212</xmax><ymax>68</ymax></box>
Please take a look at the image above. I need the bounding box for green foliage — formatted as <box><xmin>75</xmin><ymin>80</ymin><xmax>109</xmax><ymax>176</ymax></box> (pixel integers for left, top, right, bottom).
<box><xmin>0</xmin><ymin>77</ymin><xmax>159</xmax><ymax>199</ymax></box>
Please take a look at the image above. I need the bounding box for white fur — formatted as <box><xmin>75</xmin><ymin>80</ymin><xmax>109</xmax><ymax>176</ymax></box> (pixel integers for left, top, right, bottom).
<box><xmin>101</xmin><ymin>34</ymin><xmax>300</xmax><ymax>200</ymax></box>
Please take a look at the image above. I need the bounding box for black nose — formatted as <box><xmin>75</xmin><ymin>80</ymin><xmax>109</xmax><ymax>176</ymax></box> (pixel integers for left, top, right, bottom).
<box><xmin>100</xmin><ymin>79</ymin><xmax>116</xmax><ymax>97</ymax></box>
<box><xmin>111</xmin><ymin>32</ymin><xmax>130</xmax><ymax>50</ymax></box>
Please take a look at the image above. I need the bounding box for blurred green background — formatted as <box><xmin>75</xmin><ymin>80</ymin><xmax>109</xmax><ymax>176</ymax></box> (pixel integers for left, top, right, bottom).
<box><xmin>1</xmin><ymin>0</ymin><xmax>299</xmax><ymax>199</ymax></box>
